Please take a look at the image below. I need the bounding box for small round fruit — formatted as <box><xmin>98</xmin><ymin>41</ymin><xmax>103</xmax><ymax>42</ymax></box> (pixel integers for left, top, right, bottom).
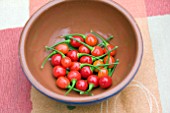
<box><xmin>99</xmin><ymin>76</ymin><xmax>112</xmax><ymax>88</ymax></box>
<box><xmin>55</xmin><ymin>44</ymin><xmax>69</xmax><ymax>54</ymax></box>
<box><xmin>80</xmin><ymin>56</ymin><xmax>93</xmax><ymax>64</ymax></box>
<box><xmin>67</xmin><ymin>71</ymin><xmax>81</xmax><ymax>81</ymax></box>
<box><xmin>103</xmin><ymin>44</ymin><xmax>117</xmax><ymax>56</ymax></box>
<box><xmin>98</xmin><ymin>68</ymin><xmax>109</xmax><ymax>78</ymax></box>
<box><xmin>76</xmin><ymin>80</ymin><xmax>88</xmax><ymax>91</ymax></box>
<box><xmin>53</xmin><ymin>66</ymin><xmax>66</xmax><ymax>78</ymax></box>
<box><xmin>78</xmin><ymin>45</ymin><xmax>90</xmax><ymax>54</ymax></box>
<box><xmin>93</xmin><ymin>60</ymin><xmax>104</xmax><ymax>72</ymax></box>
<box><xmin>56</xmin><ymin>76</ymin><xmax>70</xmax><ymax>89</ymax></box>
<box><xmin>91</xmin><ymin>46</ymin><xmax>104</xmax><ymax>56</ymax></box>
<box><xmin>61</xmin><ymin>57</ymin><xmax>72</xmax><ymax>68</ymax></box>
<box><xmin>103</xmin><ymin>55</ymin><xmax>115</xmax><ymax>68</ymax></box>
<box><xmin>51</xmin><ymin>54</ymin><xmax>62</xmax><ymax>66</ymax></box>
<box><xmin>70</xmin><ymin>62</ymin><xmax>81</xmax><ymax>71</ymax></box>
<box><xmin>87</xmin><ymin>75</ymin><xmax>99</xmax><ymax>87</ymax></box>
<box><xmin>85</xmin><ymin>34</ymin><xmax>98</xmax><ymax>46</ymax></box>
<box><xmin>70</xmin><ymin>36</ymin><xmax>84</xmax><ymax>47</ymax></box>
<box><xmin>80</xmin><ymin>66</ymin><xmax>93</xmax><ymax>79</ymax></box>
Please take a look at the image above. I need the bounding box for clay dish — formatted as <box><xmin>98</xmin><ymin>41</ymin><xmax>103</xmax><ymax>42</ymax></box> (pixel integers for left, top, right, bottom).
<box><xmin>19</xmin><ymin>0</ymin><xmax>143</xmax><ymax>105</ymax></box>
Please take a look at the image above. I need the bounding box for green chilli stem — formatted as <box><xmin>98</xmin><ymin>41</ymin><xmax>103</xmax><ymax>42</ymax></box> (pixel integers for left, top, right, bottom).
<box><xmin>62</xmin><ymin>33</ymin><xmax>86</xmax><ymax>39</ymax></box>
<box><xmin>80</xmin><ymin>63</ymin><xmax>118</xmax><ymax>70</ymax></box>
<box><xmin>108</xmin><ymin>68</ymin><xmax>112</xmax><ymax>75</ymax></box>
<box><xmin>94</xmin><ymin>63</ymin><xmax>119</xmax><ymax>67</ymax></box>
<box><xmin>106</xmin><ymin>35</ymin><xmax>114</xmax><ymax>41</ymax></box>
<box><xmin>79</xmin><ymin>91</ymin><xmax>93</xmax><ymax>96</ymax></box>
<box><xmin>67</xmin><ymin>86</ymin><xmax>85</xmax><ymax>93</ymax></box>
<box><xmin>69</xmin><ymin>37</ymin><xmax>93</xmax><ymax>50</ymax></box>
<box><xmin>95</xmin><ymin>46</ymin><xmax>118</xmax><ymax>59</ymax></box>
<box><xmin>80</xmin><ymin>83</ymin><xmax>94</xmax><ymax>95</ymax></box>
<box><xmin>91</xmin><ymin>30</ymin><xmax>109</xmax><ymax>46</ymax></box>
<box><xmin>86</xmin><ymin>83</ymin><xmax>94</xmax><ymax>92</ymax></box>
<box><xmin>41</xmin><ymin>51</ymin><xmax>57</xmax><ymax>69</ymax></box>
<box><xmin>45</xmin><ymin>46</ymin><xmax>65</xmax><ymax>58</ymax></box>
<box><xmin>104</xmin><ymin>46</ymin><xmax>110</xmax><ymax>69</ymax></box>
<box><xmin>78</xmin><ymin>53</ymin><xmax>100</xmax><ymax>60</ymax></box>
<box><xmin>67</xmin><ymin>43</ymin><xmax>78</xmax><ymax>50</ymax></box>
<box><xmin>80</xmin><ymin>63</ymin><xmax>100</xmax><ymax>70</ymax></box>
<box><xmin>48</xmin><ymin>40</ymin><xmax>70</xmax><ymax>49</ymax></box>
<box><xmin>70</xmin><ymin>37</ymin><xmax>118</xmax><ymax>59</ymax></box>
<box><xmin>97</xmin><ymin>35</ymin><xmax>113</xmax><ymax>47</ymax></box>
<box><xmin>66</xmin><ymin>70</ymin><xmax>69</xmax><ymax>74</ymax></box>
<box><xmin>109</xmin><ymin>59</ymin><xmax>119</xmax><ymax>77</ymax></box>
<box><xmin>65</xmin><ymin>79</ymin><xmax>77</xmax><ymax>95</ymax></box>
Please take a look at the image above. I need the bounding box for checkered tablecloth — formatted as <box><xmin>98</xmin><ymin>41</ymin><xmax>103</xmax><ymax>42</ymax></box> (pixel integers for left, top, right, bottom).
<box><xmin>0</xmin><ymin>0</ymin><xmax>170</xmax><ymax>113</ymax></box>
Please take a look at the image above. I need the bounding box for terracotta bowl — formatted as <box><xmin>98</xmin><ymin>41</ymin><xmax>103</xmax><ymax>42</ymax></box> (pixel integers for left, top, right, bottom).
<box><xmin>19</xmin><ymin>0</ymin><xmax>143</xmax><ymax>105</ymax></box>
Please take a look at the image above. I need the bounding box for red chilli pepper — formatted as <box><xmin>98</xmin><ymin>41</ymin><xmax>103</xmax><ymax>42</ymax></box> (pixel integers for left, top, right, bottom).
<box><xmin>45</xmin><ymin>46</ymin><xmax>72</xmax><ymax>68</ymax></box>
<box><xmin>65</xmin><ymin>71</ymin><xmax>81</xmax><ymax>95</ymax></box>
<box><xmin>103</xmin><ymin>55</ymin><xmax>116</xmax><ymax>68</ymax></box>
<box><xmin>51</xmin><ymin>54</ymin><xmax>62</xmax><ymax>66</ymax></box>
<box><xmin>80</xmin><ymin>75</ymin><xmax>99</xmax><ymax>95</ymax></box>
<box><xmin>55</xmin><ymin>43</ymin><xmax>69</xmax><ymax>54</ymax></box>
<box><xmin>80</xmin><ymin>66</ymin><xmax>94</xmax><ymax>79</ymax></box>
<box><xmin>85</xmin><ymin>34</ymin><xmax>98</xmax><ymax>46</ymax></box>
<box><xmin>56</xmin><ymin>76</ymin><xmax>86</xmax><ymax>94</ymax></box>
<box><xmin>69</xmin><ymin>37</ymin><xmax>104</xmax><ymax>56</ymax></box>
<box><xmin>66</xmin><ymin>50</ymin><xmax>100</xmax><ymax>62</ymax></box>
<box><xmin>99</xmin><ymin>76</ymin><xmax>112</xmax><ymax>89</ymax></box>
<box><xmin>70</xmin><ymin>62</ymin><xmax>81</xmax><ymax>71</ymax></box>
<box><xmin>78</xmin><ymin>45</ymin><xmax>90</xmax><ymax>54</ymax></box>
<box><xmin>76</xmin><ymin>80</ymin><xmax>88</xmax><ymax>91</ymax></box>
<box><xmin>47</xmin><ymin>34</ymin><xmax>86</xmax><ymax>49</ymax></box>
<box><xmin>56</xmin><ymin>76</ymin><xmax>70</xmax><ymax>89</ymax></box>
<box><xmin>53</xmin><ymin>65</ymin><xmax>66</xmax><ymax>78</ymax></box>
<box><xmin>70</xmin><ymin>35</ymin><xmax>84</xmax><ymax>47</ymax></box>
<box><xmin>91</xmin><ymin>31</ymin><xmax>117</xmax><ymax>56</ymax></box>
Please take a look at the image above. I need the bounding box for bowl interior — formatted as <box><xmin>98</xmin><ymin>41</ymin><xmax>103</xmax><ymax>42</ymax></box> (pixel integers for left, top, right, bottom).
<box><xmin>24</xmin><ymin>1</ymin><xmax>137</xmax><ymax>98</ymax></box>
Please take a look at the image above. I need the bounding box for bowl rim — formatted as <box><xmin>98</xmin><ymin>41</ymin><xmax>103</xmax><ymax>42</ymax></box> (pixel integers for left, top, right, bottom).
<box><xmin>19</xmin><ymin>0</ymin><xmax>143</xmax><ymax>104</ymax></box>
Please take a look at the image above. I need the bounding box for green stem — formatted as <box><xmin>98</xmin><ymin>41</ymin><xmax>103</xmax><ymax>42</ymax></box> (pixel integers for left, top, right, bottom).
<box><xmin>62</xmin><ymin>33</ymin><xmax>86</xmax><ymax>39</ymax></box>
<box><xmin>91</xmin><ymin>30</ymin><xmax>109</xmax><ymax>46</ymax></box>
<box><xmin>48</xmin><ymin>40</ymin><xmax>70</xmax><ymax>49</ymax></box>
<box><xmin>80</xmin><ymin>63</ymin><xmax>100</xmax><ymax>70</ymax></box>
<box><xmin>108</xmin><ymin>68</ymin><xmax>112</xmax><ymax>75</ymax></box>
<box><xmin>77</xmin><ymin>53</ymin><xmax>100</xmax><ymax>60</ymax></box>
<box><xmin>69</xmin><ymin>38</ymin><xmax>118</xmax><ymax>59</ymax></box>
<box><xmin>97</xmin><ymin>35</ymin><xmax>113</xmax><ymax>47</ymax></box>
<box><xmin>80</xmin><ymin>63</ymin><xmax>119</xmax><ymax>69</ymax></box>
<box><xmin>109</xmin><ymin>59</ymin><xmax>119</xmax><ymax>77</ymax></box>
<box><xmin>104</xmin><ymin>46</ymin><xmax>110</xmax><ymax>69</ymax></box>
<box><xmin>45</xmin><ymin>46</ymin><xmax>65</xmax><ymax>58</ymax></box>
<box><xmin>65</xmin><ymin>79</ymin><xmax>77</xmax><ymax>95</ymax></box>
<box><xmin>80</xmin><ymin>83</ymin><xmax>94</xmax><ymax>95</ymax></box>
<box><xmin>80</xmin><ymin>63</ymin><xmax>92</xmax><ymax>68</ymax></box>
<box><xmin>95</xmin><ymin>46</ymin><xmax>118</xmax><ymax>59</ymax></box>
<box><xmin>41</xmin><ymin>51</ymin><xmax>57</xmax><ymax>69</ymax></box>
<box><xmin>107</xmin><ymin>35</ymin><xmax>114</xmax><ymax>41</ymax></box>
<box><xmin>67</xmin><ymin>86</ymin><xmax>91</xmax><ymax>95</ymax></box>
<box><xmin>67</xmin><ymin>43</ymin><xmax>78</xmax><ymax>50</ymax></box>
<box><xmin>92</xmin><ymin>57</ymin><xmax>97</xmax><ymax>62</ymax></box>
<box><xmin>66</xmin><ymin>70</ymin><xmax>69</xmax><ymax>74</ymax></box>
<box><xmin>67</xmin><ymin>85</ymin><xmax>83</xmax><ymax>92</ymax></box>
<box><xmin>69</xmin><ymin>37</ymin><xmax>93</xmax><ymax>51</ymax></box>
<box><xmin>94</xmin><ymin>63</ymin><xmax>119</xmax><ymax>67</ymax></box>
